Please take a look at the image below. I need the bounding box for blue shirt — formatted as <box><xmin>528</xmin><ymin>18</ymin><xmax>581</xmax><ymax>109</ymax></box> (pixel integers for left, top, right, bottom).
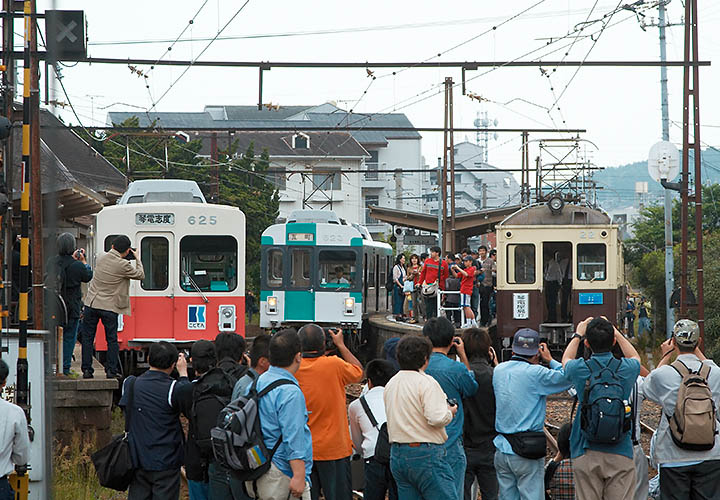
<box><xmin>565</xmin><ymin>353</ymin><xmax>641</xmax><ymax>460</ymax></box>
<box><xmin>493</xmin><ymin>359</ymin><xmax>571</xmax><ymax>455</ymax></box>
<box><xmin>425</xmin><ymin>352</ymin><xmax>479</xmax><ymax>446</ymax></box>
<box><xmin>252</xmin><ymin>366</ymin><xmax>313</xmax><ymax>483</ymax></box>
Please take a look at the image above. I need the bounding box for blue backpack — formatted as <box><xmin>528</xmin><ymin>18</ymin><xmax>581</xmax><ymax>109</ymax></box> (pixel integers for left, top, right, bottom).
<box><xmin>580</xmin><ymin>357</ymin><xmax>631</xmax><ymax>444</ymax></box>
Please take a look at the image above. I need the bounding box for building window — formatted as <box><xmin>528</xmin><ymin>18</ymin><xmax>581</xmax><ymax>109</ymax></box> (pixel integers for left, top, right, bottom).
<box><xmin>313</xmin><ymin>172</ymin><xmax>341</xmax><ymax>190</ymax></box>
<box><xmin>292</xmin><ymin>133</ymin><xmax>309</xmax><ymax>149</ymax></box>
<box><xmin>365</xmin><ymin>195</ymin><xmax>379</xmax><ymax>223</ymax></box>
<box><xmin>507</xmin><ymin>244</ymin><xmax>536</xmax><ymax>284</ymax></box>
<box><xmin>267</xmin><ymin>168</ymin><xmax>286</xmax><ymax>190</ymax></box>
<box><xmin>577</xmin><ymin>243</ymin><xmax>606</xmax><ymax>281</ymax></box>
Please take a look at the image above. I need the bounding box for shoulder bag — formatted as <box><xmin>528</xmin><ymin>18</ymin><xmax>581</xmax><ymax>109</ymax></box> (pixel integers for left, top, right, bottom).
<box><xmin>91</xmin><ymin>378</ymin><xmax>136</xmax><ymax>491</ymax></box>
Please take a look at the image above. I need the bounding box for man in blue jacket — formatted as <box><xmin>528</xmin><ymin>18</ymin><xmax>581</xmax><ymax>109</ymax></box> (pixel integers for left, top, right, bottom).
<box><xmin>561</xmin><ymin>317</ymin><xmax>641</xmax><ymax>499</ymax></box>
<box><xmin>493</xmin><ymin>328</ymin><xmax>571</xmax><ymax>500</ymax></box>
<box><xmin>423</xmin><ymin>317</ymin><xmax>478</xmax><ymax>499</ymax></box>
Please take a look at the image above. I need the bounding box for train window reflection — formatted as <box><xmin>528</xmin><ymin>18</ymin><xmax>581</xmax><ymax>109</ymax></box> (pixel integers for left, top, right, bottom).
<box><xmin>180</xmin><ymin>235</ymin><xmax>237</xmax><ymax>292</ymax></box>
<box><xmin>577</xmin><ymin>243</ymin><xmax>606</xmax><ymax>281</ymax></box>
<box><xmin>267</xmin><ymin>249</ymin><xmax>283</xmax><ymax>288</ymax></box>
<box><xmin>290</xmin><ymin>248</ymin><xmax>311</xmax><ymax>288</ymax></box>
<box><xmin>141</xmin><ymin>237</ymin><xmax>169</xmax><ymax>290</ymax></box>
<box><xmin>319</xmin><ymin>250</ymin><xmax>356</xmax><ymax>288</ymax></box>
<box><xmin>507</xmin><ymin>244</ymin><xmax>536</xmax><ymax>284</ymax></box>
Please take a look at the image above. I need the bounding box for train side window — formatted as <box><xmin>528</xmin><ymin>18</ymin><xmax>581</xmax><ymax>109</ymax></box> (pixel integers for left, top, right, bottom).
<box><xmin>267</xmin><ymin>249</ymin><xmax>283</xmax><ymax>288</ymax></box>
<box><xmin>318</xmin><ymin>250</ymin><xmax>357</xmax><ymax>288</ymax></box>
<box><xmin>368</xmin><ymin>252</ymin><xmax>376</xmax><ymax>287</ymax></box>
<box><xmin>577</xmin><ymin>243</ymin><xmax>606</xmax><ymax>281</ymax></box>
<box><xmin>180</xmin><ymin>235</ymin><xmax>238</xmax><ymax>292</ymax></box>
<box><xmin>104</xmin><ymin>235</ymin><xmax>121</xmax><ymax>252</ymax></box>
<box><xmin>141</xmin><ymin>237</ymin><xmax>169</xmax><ymax>291</ymax></box>
<box><xmin>379</xmin><ymin>256</ymin><xmax>388</xmax><ymax>288</ymax></box>
<box><xmin>290</xmin><ymin>248</ymin><xmax>311</xmax><ymax>288</ymax></box>
<box><xmin>507</xmin><ymin>244</ymin><xmax>536</xmax><ymax>284</ymax></box>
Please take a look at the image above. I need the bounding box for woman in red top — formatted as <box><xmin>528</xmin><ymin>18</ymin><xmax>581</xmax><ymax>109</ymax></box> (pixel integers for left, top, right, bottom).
<box><xmin>451</xmin><ymin>254</ymin><xmax>477</xmax><ymax>327</ymax></box>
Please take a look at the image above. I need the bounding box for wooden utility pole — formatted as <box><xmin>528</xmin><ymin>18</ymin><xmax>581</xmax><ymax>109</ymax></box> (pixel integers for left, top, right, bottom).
<box><xmin>679</xmin><ymin>0</ymin><xmax>704</xmax><ymax>341</ymax></box>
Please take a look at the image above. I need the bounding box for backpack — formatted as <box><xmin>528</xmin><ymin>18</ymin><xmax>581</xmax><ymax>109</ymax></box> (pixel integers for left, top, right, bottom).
<box><xmin>44</xmin><ymin>257</ymin><xmax>70</xmax><ymax>328</ymax></box>
<box><xmin>580</xmin><ymin>357</ymin><xmax>631</xmax><ymax>444</ymax></box>
<box><xmin>359</xmin><ymin>395</ymin><xmax>390</xmax><ymax>465</ymax></box>
<box><xmin>210</xmin><ymin>378</ymin><xmax>295</xmax><ymax>481</ymax></box>
<box><xmin>387</xmin><ymin>265</ymin><xmax>398</xmax><ymax>290</ymax></box>
<box><xmin>668</xmin><ymin>360</ymin><xmax>718</xmax><ymax>451</ymax></box>
<box><xmin>190</xmin><ymin>368</ymin><xmax>235</xmax><ymax>458</ymax></box>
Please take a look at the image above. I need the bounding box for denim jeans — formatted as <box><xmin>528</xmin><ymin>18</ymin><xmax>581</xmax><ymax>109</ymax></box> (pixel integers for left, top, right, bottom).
<box><xmin>445</xmin><ymin>439</ymin><xmax>467</xmax><ymax>499</ymax></box>
<box><xmin>187</xmin><ymin>479</ymin><xmax>208</xmax><ymax>500</ymax></box>
<box><xmin>464</xmin><ymin>446</ymin><xmax>498</xmax><ymax>500</ymax></box>
<box><xmin>637</xmin><ymin>317</ymin><xmax>651</xmax><ymax>337</ymax></box>
<box><xmin>390</xmin><ymin>443</ymin><xmax>456</xmax><ymax>500</ymax></box>
<box><xmin>364</xmin><ymin>458</ymin><xmax>397</xmax><ymax>500</ymax></box>
<box><xmin>471</xmin><ymin>286</ymin><xmax>480</xmax><ymax>317</ymax></box>
<box><xmin>310</xmin><ymin>457</ymin><xmax>351</xmax><ymax>500</ymax></box>
<box><xmin>424</xmin><ymin>296</ymin><xmax>438</xmax><ymax>320</ymax></box>
<box><xmin>62</xmin><ymin>317</ymin><xmax>80</xmax><ymax>374</ymax></box>
<box><xmin>494</xmin><ymin>451</ymin><xmax>543</xmax><ymax>500</ymax></box>
<box><xmin>0</xmin><ymin>477</ymin><xmax>13</xmax><ymax>500</ymax></box>
<box><xmin>392</xmin><ymin>285</ymin><xmax>405</xmax><ymax>316</ymax></box>
<box><xmin>79</xmin><ymin>306</ymin><xmax>120</xmax><ymax>376</ymax></box>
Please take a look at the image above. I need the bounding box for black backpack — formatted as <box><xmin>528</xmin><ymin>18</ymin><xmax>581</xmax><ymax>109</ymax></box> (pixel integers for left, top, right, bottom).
<box><xmin>210</xmin><ymin>378</ymin><xmax>296</xmax><ymax>481</ymax></box>
<box><xmin>190</xmin><ymin>368</ymin><xmax>236</xmax><ymax>457</ymax></box>
<box><xmin>359</xmin><ymin>395</ymin><xmax>390</xmax><ymax>465</ymax></box>
<box><xmin>580</xmin><ymin>357</ymin><xmax>631</xmax><ymax>444</ymax></box>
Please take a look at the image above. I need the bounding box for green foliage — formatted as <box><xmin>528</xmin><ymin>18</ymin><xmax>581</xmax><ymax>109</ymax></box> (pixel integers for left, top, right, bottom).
<box><xmin>628</xmin><ymin>249</ymin><xmax>667</xmax><ymax>339</ymax></box>
<box><xmin>85</xmin><ymin>117</ymin><xmax>279</xmax><ymax>293</ymax></box>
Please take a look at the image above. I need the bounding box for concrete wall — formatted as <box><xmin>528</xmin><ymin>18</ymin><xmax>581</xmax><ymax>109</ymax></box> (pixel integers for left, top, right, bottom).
<box><xmin>52</xmin><ymin>378</ymin><xmax>118</xmax><ymax>448</ymax></box>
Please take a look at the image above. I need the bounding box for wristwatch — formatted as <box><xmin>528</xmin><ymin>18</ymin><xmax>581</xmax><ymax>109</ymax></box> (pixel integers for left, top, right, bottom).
<box><xmin>570</xmin><ymin>333</ymin><xmax>584</xmax><ymax>342</ymax></box>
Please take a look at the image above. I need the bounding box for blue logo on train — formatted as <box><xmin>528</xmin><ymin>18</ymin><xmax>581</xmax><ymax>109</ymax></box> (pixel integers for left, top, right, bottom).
<box><xmin>188</xmin><ymin>305</ymin><xmax>206</xmax><ymax>330</ymax></box>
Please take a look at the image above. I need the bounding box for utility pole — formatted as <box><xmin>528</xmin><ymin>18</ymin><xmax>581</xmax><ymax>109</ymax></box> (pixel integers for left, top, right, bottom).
<box><xmin>678</xmin><ymin>0</ymin><xmax>704</xmax><ymax>342</ymax></box>
<box><xmin>210</xmin><ymin>132</ymin><xmax>219</xmax><ymax>203</ymax></box>
<box><xmin>441</xmin><ymin>77</ymin><xmax>455</xmax><ymax>254</ymax></box>
<box><xmin>2</xmin><ymin>0</ymin><xmax>15</xmax><ymax>351</ymax></box>
<box><xmin>29</xmin><ymin>0</ymin><xmax>41</xmax><ymax>330</ymax></box>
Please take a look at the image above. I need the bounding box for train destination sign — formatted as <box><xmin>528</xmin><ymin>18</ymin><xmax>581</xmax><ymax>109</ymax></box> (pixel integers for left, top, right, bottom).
<box><xmin>136</xmin><ymin>213</ymin><xmax>175</xmax><ymax>225</ymax></box>
<box><xmin>288</xmin><ymin>233</ymin><xmax>314</xmax><ymax>242</ymax></box>
<box><xmin>513</xmin><ymin>293</ymin><xmax>529</xmax><ymax>320</ymax></box>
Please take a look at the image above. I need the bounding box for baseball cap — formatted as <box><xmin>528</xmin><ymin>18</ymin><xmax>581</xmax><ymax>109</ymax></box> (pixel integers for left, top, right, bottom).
<box><xmin>512</xmin><ymin>328</ymin><xmax>540</xmax><ymax>356</ymax></box>
<box><xmin>673</xmin><ymin>319</ymin><xmax>700</xmax><ymax>348</ymax></box>
<box><xmin>191</xmin><ymin>339</ymin><xmax>216</xmax><ymax>361</ymax></box>
<box><xmin>463</xmin><ymin>254</ymin><xmax>474</xmax><ymax>263</ymax></box>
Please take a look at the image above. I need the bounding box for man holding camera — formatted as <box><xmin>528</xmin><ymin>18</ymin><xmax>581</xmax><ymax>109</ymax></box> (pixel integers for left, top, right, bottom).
<box><xmin>296</xmin><ymin>324</ymin><xmax>363</xmax><ymax>500</ymax></box>
<box><xmin>80</xmin><ymin>234</ymin><xmax>145</xmax><ymax>379</ymax></box>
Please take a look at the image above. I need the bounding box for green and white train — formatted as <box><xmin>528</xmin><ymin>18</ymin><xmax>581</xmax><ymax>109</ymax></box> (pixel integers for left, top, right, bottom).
<box><xmin>260</xmin><ymin>210</ymin><xmax>393</xmax><ymax>341</ymax></box>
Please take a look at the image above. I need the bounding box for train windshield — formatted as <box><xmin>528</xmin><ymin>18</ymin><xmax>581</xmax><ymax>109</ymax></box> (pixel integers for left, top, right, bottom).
<box><xmin>318</xmin><ymin>250</ymin><xmax>357</xmax><ymax>288</ymax></box>
<box><xmin>180</xmin><ymin>235</ymin><xmax>238</xmax><ymax>292</ymax></box>
<box><xmin>266</xmin><ymin>249</ymin><xmax>283</xmax><ymax>288</ymax></box>
<box><xmin>577</xmin><ymin>243</ymin><xmax>606</xmax><ymax>281</ymax></box>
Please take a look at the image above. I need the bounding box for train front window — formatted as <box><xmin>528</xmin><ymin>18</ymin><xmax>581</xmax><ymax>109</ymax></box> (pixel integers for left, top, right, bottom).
<box><xmin>319</xmin><ymin>250</ymin><xmax>357</xmax><ymax>288</ymax></box>
<box><xmin>290</xmin><ymin>248</ymin><xmax>311</xmax><ymax>288</ymax></box>
<box><xmin>266</xmin><ymin>249</ymin><xmax>283</xmax><ymax>288</ymax></box>
<box><xmin>141</xmin><ymin>236</ymin><xmax>169</xmax><ymax>290</ymax></box>
<box><xmin>577</xmin><ymin>243</ymin><xmax>606</xmax><ymax>281</ymax></box>
<box><xmin>180</xmin><ymin>235</ymin><xmax>238</xmax><ymax>292</ymax></box>
<box><xmin>507</xmin><ymin>244</ymin><xmax>536</xmax><ymax>284</ymax></box>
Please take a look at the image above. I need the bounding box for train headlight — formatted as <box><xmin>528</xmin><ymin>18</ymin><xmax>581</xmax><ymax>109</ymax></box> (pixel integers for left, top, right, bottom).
<box><xmin>218</xmin><ymin>305</ymin><xmax>236</xmax><ymax>332</ymax></box>
<box><xmin>548</xmin><ymin>195</ymin><xmax>564</xmax><ymax>215</ymax></box>
<box><xmin>344</xmin><ymin>297</ymin><xmax>355</xmax><ymax>315</ymax></box>
<box><xmin>267</xmin><ymin>296</ymin><xmax>278</xmax><ymax>315</ymax></box>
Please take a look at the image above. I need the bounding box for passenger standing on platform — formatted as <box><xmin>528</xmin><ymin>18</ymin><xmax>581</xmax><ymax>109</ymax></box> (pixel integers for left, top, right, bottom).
<box><xmin>417</xmin><ymin>253</ymin><xmax>428</xmax><ymax>319</ymax></box>
<box><xmin>296</xmin><ymin>324</ymin><xmax>363</xmax><ymax>500</ymax></box>
<box><xmin>246</xmin><ymin>329</ymin><xmax>312</xmax><ymax>500</ymax></box>
<box><xmin>450</xmin><ymin>255</ymin><xmax>477</xmax><ymax>328</ymax></box>
<box><xmin>391</xmin><ymin>255</ymin><xmax>406</xmax><ymax>320</ymax></box>
<box><xmin>215</xmin><ymin>332</ymin><xmax>249</xmax><ymax>382</ymax></box>
<box><xmin>419</xmin><ymin>246</ymin><xmax>449</xmax><ymax>320</ymax></box>
<box><xmin>348</xmin><ymin>359</ymin><xmax>398</xmax><ymax>500</ymax></box>
<box><xmin>120</xmin><ymin>341</ymin><xmax>189</xmax><ymax>500</ymax></box>
<box><xmin>80</xmin><ymin>234</ymin><xmax>144</xmax><ymax>379</ymax></box>
<box><xmin>643</xmin><ymin>320</ymin><xmax>720</xmax><ymax>500</ymax></box>
<box><xmin>562</xmin><ymin>317</ymin><xmax>641</xmax><ymax>499</ymax></box>
<box><xmin>407</xmin><ymin>254</ymin><xmax>422</xmax><ymax>324</ymax></box>
<box><xmin>493</xmin><ymin>328</ymin><xmax>571</xmax><ymax>500</ymax></box>
<box><xmin>48</xmin><ymin>232</ymin><xmax>93</xmax><ymax>377</ymax></box>
<box><xmin>383</xmin><ymin>335</ymin><xmax>457</xmax><ymax>500</ymax></box>
<box><xmin>424</xmin><ymin>317</ymin><xmax>479</xmax><ymax>499</ymax></box>
<box><xmin>0</xmin><ymin>360</ymin><xmax>30</xmax><ymax>500</ymax></box>
<box><xmin>461</xmin><ymin>327</ymin><xmax>499</xmax><ymax>500</ymax></box>
<box><xmin>477</xmin><ymin>246</ymin><xmax>494</xmax><ymax>326</ymax></box>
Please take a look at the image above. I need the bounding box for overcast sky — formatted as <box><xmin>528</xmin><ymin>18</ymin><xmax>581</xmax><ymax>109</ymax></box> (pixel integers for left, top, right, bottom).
<box><xmin>37</xmin><ymin>0</ymin><xmax>720</xmax><ymax>178</ymax></box>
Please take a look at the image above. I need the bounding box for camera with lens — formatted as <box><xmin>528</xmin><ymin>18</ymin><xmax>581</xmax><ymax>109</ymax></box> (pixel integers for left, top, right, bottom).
<box><xmin>324</xmin><ymin>327</ymin><xmax>340</xmax><ymax>356</ymax></box>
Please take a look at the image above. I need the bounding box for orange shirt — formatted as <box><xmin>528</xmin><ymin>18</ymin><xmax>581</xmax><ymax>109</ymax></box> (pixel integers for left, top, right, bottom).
<box><xmin>295</xmin><ymin>355</ymin><xmax>364</xmax><ymax>461</ymax></box>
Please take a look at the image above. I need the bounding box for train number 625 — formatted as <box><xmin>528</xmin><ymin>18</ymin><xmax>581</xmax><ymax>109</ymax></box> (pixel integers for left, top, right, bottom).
<box><xmin>188</xmin><ymin>215</ymin><xmax>218</xmax><ymax>225</ymax></box>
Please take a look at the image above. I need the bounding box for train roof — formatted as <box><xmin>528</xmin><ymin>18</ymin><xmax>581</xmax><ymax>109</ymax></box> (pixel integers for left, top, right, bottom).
<box><xmin>262</xmin><ymin>217</ymin><xmax>391</xmax><ymax>251</ymax></box>
<box><xmin>498</xmin><ymin>203</ymin><xmax>612</xmax><ymax>226</ymax></box>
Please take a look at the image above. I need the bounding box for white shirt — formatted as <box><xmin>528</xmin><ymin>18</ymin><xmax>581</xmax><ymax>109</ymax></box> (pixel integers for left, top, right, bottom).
<box><xmin>348</xmin><ymin>386</ymin><xmax>386</xmax><ymax>459</ymax></box>
<box><xmin>0</xmin><ymin>398</ymin><xmax>30</xmax><ymax>476</ymax></box>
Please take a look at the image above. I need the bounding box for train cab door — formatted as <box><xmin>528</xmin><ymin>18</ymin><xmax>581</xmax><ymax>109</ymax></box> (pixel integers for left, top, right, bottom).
<box><xmin>134</xmin><ymin>232</ymin><xmax>175</xmax><ymax>339</ymax></box>
<box><xmin>285</xmin><ymin>247</ymin><xmax>315</xmax><ymax>322</ymax></box>
<box><xmin>542</xmin><ymin>242</ymin><xmax>572</xmax><ymax>325</ymax></box>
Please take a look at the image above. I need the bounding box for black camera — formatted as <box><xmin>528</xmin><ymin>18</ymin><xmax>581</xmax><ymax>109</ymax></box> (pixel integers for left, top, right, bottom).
<box><xmin>124</xmin><ymin>248</ymin><xmax>137</xmax><ymax>261</ymax></box>
<box><xmin>324</xmin><ymin>327</ymin><xmax>340</xmax><ymax>355</ymax></box>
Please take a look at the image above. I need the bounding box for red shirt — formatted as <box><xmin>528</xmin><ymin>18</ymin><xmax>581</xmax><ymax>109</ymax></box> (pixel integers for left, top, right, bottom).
<box><xmin>460</xmin><ymin>266</ymin><xmax>476</xmax><ymax>295</ymax></box>
<box><xmin>419</xmin><ymin>258</ymin><xmax>449</xmax><ymax>290</ymax></box>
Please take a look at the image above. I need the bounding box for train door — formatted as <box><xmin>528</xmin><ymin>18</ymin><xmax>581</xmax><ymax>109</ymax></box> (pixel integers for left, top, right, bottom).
<box><xmin>363</xmin><ymin>252</ymin><xmax>368</xmax><ymax>314</ymax></box>
<box><xmin>542</xmin><ymin>242</ymin><xmax>572</xmax><ymax>324</ymax></box>
<box><xmin>135</xmin><ymin>232</ymin><xmax>175</xmax><ymax>338</ymax></box>
<box><xmin>285</xmin><ymin>247</ymin><xmax>314</xmax><ymax>322</ymax></box>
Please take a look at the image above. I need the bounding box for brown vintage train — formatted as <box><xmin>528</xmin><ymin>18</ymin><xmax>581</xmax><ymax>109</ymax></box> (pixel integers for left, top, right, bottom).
<box><xmin>495</xmin><ymin>201</ymin><xmax>624</xmax><ymax>357</ymax></box>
